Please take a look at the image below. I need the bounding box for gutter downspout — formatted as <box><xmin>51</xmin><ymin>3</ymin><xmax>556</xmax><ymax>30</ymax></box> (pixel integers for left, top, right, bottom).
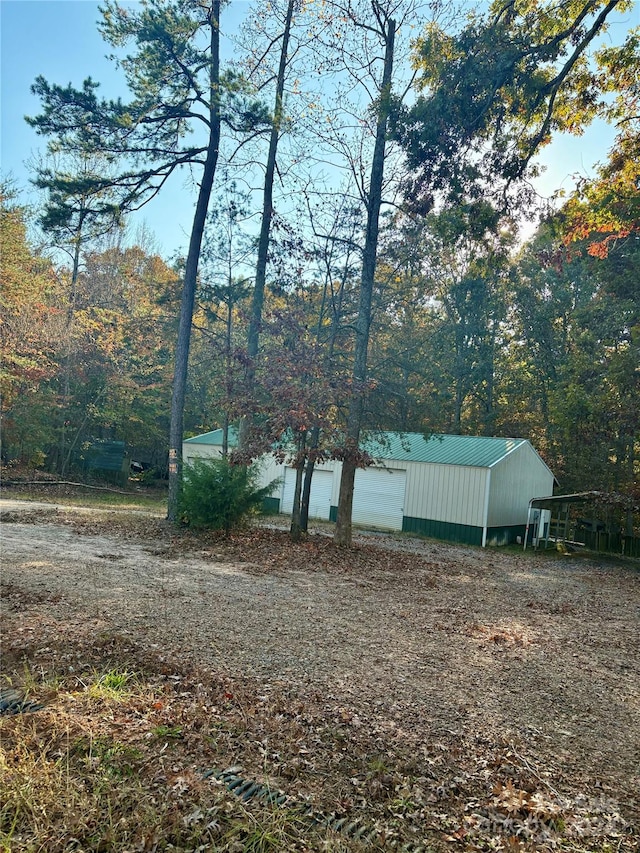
<box><xmin>481</xmin><ymin>468</ymin><xmax>491</xmax><ymax>548</ymax></box>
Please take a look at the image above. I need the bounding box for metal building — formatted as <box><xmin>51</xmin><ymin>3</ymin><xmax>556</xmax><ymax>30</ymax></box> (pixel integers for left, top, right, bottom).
<box><xmin>183</xmin><ymin>430</ymin><xmax>555</xmax><ymax>547</ymax></box>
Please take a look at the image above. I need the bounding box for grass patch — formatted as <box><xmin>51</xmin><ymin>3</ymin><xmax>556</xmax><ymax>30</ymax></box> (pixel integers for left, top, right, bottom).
<box><xmin>0</xmin><ymin>715</ymin><xmax>225</xmax><ymax>852</ymax></box>
<box><xmin>3</xmin><ymin>485</ymin><xmax>167</xmax><ymax>513</ymax></box>
<box><xmin>150</xmin><ymin>723</ymin><xmax>183</xmax><ymax>741</ymax></box>
<box><xmin>9</xmin><ymin>487</ymin><xmax>167</xmax><ymax>514</ymax></box>
<box><xmin>87</xmin><ymin>668</ymin><xmax>135</xmax><ymax>700</ymax></box>
<box><xmin>221</xmin><ymin>804</ymin><xmax>309</xmax><ymax>852</ymax></box>
<box><xmin>0</xmin><ymin>647</ymin><xmax>369</xmax><ymax>853</ymax></box>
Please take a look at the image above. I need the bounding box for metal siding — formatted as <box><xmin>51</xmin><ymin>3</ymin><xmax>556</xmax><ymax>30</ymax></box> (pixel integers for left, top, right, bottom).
<box><xmin>486</xmin><ymin>525</ymin><xmax>527</xmax><ymax>546</ymax></box>
<box><xmin>404</xmin><ymin>461</ymin><xmax>487</xmax><ymax>527</ymax></box>
<box><xmin>262</xmin><ymin>497</ymin><xmax>281</xmax><ymax>514</ymax></box>
<box><xmin>84</xmin><ymin>440</ymin><xmax>128</xmax><ymax>472</ymax></box>
<box><xmin>182</xmin><ymin>444</ymin><xmax>222</xmax><ymax>465</ymax></box>
<box><xmin>364</xmin><ymin>432</ymin><xmax>526</xmax><ymax>466</ymax></box>
<box><xmin>402</xmin><ymin>516</ymin><xmax>483</xmax><ymax>546</ymax></box>
<box><xmin>256</xmin><ymin>455</ymin><xmax>285</xmax><ymax>495</ymax></box>
<box><xmin>352</xmin><ymin>467</ymin><xmax>406</xmax><ymax>530</ymax></box>
<box><xmin>281</xmin><ymin>467</ymin><xmax>333</xmax><ymax>520</ymax></box>
<box><xmin>487</xmin><ymin>444</ymin><xmax>555</xmax><ymax>527</ymax></box>
<box><xmin>183</xmin><ymin>431</ymin><xmax>553</xmax><ymax>537</ymax></box>
<box><xmin>184</xmin><ymin>427</ymin><xmax>239</xmax><ymax>446</ymax></box>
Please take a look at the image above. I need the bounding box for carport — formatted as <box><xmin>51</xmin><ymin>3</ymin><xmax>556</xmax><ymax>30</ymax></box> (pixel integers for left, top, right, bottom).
<box><xmin>523</xmin><ymin>491</ymin><xmax>603</xmax><ymax>551</ymax></box>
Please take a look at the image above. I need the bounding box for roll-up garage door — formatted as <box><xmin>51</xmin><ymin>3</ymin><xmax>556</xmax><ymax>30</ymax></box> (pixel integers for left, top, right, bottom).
<box><xmin>281</xmin><ymin>467</ymin><xmax>333</xmax><ymax>520</ymax></box>
<box><xmin>352</xmin><ymin>467</ymin><xmax>406</xmax><ymax>530</ymax></box>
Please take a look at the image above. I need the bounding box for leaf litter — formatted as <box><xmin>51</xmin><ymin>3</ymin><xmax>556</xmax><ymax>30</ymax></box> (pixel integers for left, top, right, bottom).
<box><xmin>0</xmin><ymin>501</ymin><xmax>638</xmax><ymax>851</ymax></box>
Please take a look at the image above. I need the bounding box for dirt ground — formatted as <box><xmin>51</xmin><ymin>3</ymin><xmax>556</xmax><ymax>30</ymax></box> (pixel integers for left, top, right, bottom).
<box><xmin>1</xmin><ymin>498</ymin><xmax>639</xmax><ymax>851</ymax></box>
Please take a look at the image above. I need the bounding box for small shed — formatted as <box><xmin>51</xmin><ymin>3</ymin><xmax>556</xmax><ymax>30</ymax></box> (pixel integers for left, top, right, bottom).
<box><xmin>78</xmin><ymin>439</ymin><xmax>130</xmax><ymax>485</ymax></box>
<box><xmin>183</xmin><ymin>430</ymin><xmax>555</xmax><ymax>547</ymax></box>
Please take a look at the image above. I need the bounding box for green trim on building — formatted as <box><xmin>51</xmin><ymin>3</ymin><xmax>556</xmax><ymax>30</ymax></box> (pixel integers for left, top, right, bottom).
<box><xmin>400</xmin><ymin>519</ymin><xmax>527</xmax><ymax>546</ymax></box>
<box><xmin>486</xmin><ymin>525</ymin><xmax>526</xmax><ymax>546</ymax></box>
<box><xmin>402</xmin><ymin>516</ymin><xmax>483</xmax><ymax>546</ymax></box>
<box><xmin>311</xmin><ymin>511</ymin><xmax>527</xmax><ymax>547</ymax></box>
<box><xmin>261</xmin><ymin>496</ymin><xmax>281</xmax><ymax>515</ymax></box>
<box><xmin>184</xmin><ymin>427</ymin><xmax>239</xmax><ymax>446</ymax></box>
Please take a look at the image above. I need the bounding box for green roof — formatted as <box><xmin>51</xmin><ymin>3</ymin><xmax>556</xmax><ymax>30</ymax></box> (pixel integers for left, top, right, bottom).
<box><xmin>362</xmin><ymin>433</ymin><xmax>527</xmax><ymax>468</ymax></box>
<box><xmin>185</xmin><ymin>429</ymin><xmax>528</xmax><ymax>468</ymax></box>
<box><xmin>184</xmin><ymin>427</ymin><xmax>238</xmax><ymax>446</ymax></box>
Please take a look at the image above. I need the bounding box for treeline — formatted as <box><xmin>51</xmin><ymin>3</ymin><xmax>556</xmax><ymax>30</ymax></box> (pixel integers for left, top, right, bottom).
<box><xmin>0</xmin><ymin>198</ymin><xmax>179</xmax><ymax>475</ymax></box>
<box><xmin>0</xmin><ymin>0</ymin><xmax>638</xmax><ymax>536</ymax></box>
<box><xmin>2</xmin><ymin>186</ymin><xmax>637</xmax><ymax>504</ymax></box>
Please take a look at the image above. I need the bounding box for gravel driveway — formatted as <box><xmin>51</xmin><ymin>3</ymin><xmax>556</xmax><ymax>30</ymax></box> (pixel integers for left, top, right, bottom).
<box><xmin>1</xmin><ymin>499</ymin><xmax>639</xmax><ymax>831</ymax></box>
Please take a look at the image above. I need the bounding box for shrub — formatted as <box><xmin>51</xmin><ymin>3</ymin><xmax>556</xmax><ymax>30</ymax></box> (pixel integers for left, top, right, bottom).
<box><xmin>179</xmin><ymin>457</ymin><xmax>276</xmax><ymax>533</ymax></box>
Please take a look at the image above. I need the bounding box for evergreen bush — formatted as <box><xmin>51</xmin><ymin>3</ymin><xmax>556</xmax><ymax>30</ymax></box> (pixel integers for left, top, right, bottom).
<box><xmin>178</xmin><ymin>457</ymin><xmax>276</xmax><ymax>533</ymax></box>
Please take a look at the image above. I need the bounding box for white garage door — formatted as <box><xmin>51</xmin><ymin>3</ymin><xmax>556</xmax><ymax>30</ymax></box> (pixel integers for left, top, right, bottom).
<box><xmin>352</xmin><ymin>467</ymin><xmax>406</xmax><ymax>531</ymax></box>
<box><xmin>281</xmin><ymin>467</ymin><xmax>333</xmax><ymax>520</ymax></box>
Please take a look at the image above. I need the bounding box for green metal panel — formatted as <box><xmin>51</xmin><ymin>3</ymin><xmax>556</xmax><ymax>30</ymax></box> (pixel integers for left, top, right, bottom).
<box><xmin>363</xmin><ymin>432</ymin><xmax>525</xmax><ymax>468</ymax></box>
<box><xmin>402</xmin><ymin>516</ymin><xmax>483</xmax><ymax>546</ymax></box>
<box><xmin>261</xmin><ymin>496</ymin><xmax>280</xmax><ymax>515</ymax></box>
<box><xmin>184</xmin><ymin>427</ymin><xmax>239</xmax><ymax>446</ymax></box>
<box><xmin>184</xmin><ymin>429</ymin><xmax>529</xmax><ymax>469</ymax></box>
<box><xmin>84</xmin><ymin>440</ymin><xmax>128</xmax><ymax>472</ymax></box>
<box><xmin>485</xmin><ymin>525</ymin><xmax>526</xmax><ymax>546</ymax></box>
<box><xmin>402</xmin><ymin>520</ymin><xmax>526</xmax><ymax>547</ymax></box>
<box><xmin>330</xmin><ymin>505</ymin><xmax>338</xmax><ymax>522</ymax></box>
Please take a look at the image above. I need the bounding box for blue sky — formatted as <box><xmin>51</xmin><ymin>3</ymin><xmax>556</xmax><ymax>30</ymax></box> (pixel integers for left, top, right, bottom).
<box><xmin>1</xmin><ymin>0</ymin><xmax>251</xmax><ymax>256</ymax></box>
<box><xmin>1</xmin><ymin>0</ymin><xmax>638</xmax><ymax>257</ymax></box>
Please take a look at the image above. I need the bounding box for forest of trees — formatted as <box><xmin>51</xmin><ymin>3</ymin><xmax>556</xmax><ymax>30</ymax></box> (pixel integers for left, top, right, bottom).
<box><xmin>1</xmin><ymin>0</ymin><xmax>638</xmax><ymax>538</ymax></box>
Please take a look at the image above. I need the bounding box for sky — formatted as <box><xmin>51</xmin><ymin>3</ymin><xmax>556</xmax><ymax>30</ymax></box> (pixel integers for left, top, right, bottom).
<box><xmin>1</xmin><ymin>0</ymin><xmax>251</xmax><ymax>256</ymax></box>
<box><xmin>1</xmin><ymin>0</ymin><xmax>638</xmax><ymax>258</ymax></box>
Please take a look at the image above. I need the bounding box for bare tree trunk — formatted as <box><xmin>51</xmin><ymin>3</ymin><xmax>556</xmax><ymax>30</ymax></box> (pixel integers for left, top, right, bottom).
<box><xmin>483</xmin><ymin>314</ymin><xmax>496</xmax><ymax>435</ymax></box>
<box><xmin>334</xmin><ymin>15</ymin><xmax>396</xmax><ymax>546</ymax></box>
<box><xmin>58</xmin><ymin>217</ymin><xmax>85</xmax><ymax>476</ymax></box>
<box><xmin>222</xmin><ymin>297</ymin><xmax>232</xmax><ymax>457</ymax></box>
<box><xmin>290</xmin><ymin>462</ymin><xmax>305</xmax><ymax>541</ymax></box>
<box><xmin>222</xmin><ymin>412</ymin><xmax>230</xmax><ymax>458</ymax></box>
<box><xmin>454</xmin><ymin>370</ymin><xmax>463</xmax><ymax>433</ymax></box>
<box><xmin>300</xmin><ymin>425</ymin><xmax>320</xmax><ymax>532</ymax></box>
<box><xmin>167</xmin><ymin>1</ymin><xmax>221</xmax><ymax>522</ymax></box>
<box><xmin>240</xmin><ymin>0</ymin><xmax>295</xmax><ymax>450</ymax></box>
